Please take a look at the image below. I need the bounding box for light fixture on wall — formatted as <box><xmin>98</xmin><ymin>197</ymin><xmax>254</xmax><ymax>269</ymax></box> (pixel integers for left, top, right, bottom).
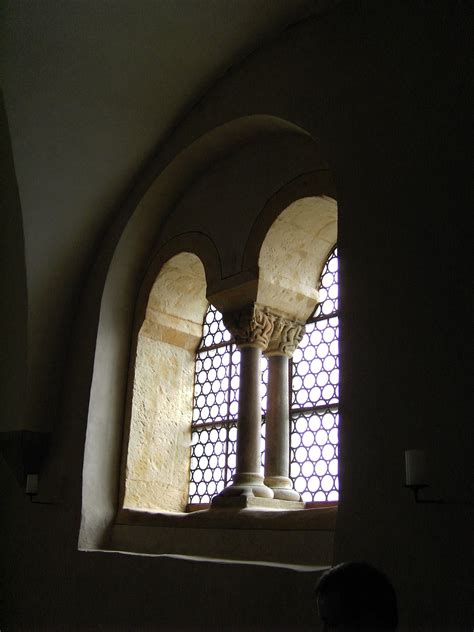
<box><xmin>25</xmin><ymin>473</ymin><xmax>56</xmax><ymax>505</ymax></box>
<box><xmin>404</xmin><ymin>449</ymin><xmax>444</xmax><ymax>504</ymax></box>
<box><xmin>26</xmin><ymin>473</ymin><xmax>39</xmax><ymax>496</ymax></box>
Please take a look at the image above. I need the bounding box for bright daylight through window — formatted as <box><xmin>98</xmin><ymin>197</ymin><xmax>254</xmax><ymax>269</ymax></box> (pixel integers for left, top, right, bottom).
<box><xmin>188</xmin><ymin>248</ymin><xmax>339</xmax><ymax>506</ymax></box>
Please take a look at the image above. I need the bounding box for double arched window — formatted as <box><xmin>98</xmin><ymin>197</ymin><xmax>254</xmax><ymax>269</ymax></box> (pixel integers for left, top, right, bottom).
<box><xmin>119</xmin><ymin>194</ymin><xmax>338</xmax><ymax>516</ymax></box>
<box><xmin>189</xmin><ymin>248</ymin><xmax>339</xmax><ymax>506</ymax></box>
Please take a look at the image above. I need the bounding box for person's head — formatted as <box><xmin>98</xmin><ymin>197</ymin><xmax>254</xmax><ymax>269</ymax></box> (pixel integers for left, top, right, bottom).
<box><xmin>315</xmin><ymin>561</ymin><xmax>398</xmax><ymax>631</ymax></box>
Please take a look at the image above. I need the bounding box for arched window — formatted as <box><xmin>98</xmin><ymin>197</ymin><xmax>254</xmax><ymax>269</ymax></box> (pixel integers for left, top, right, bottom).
<box><xmin>188</xmin><ymin>247</ymin><xmax>339</xmax><ymax>507</ymax></box>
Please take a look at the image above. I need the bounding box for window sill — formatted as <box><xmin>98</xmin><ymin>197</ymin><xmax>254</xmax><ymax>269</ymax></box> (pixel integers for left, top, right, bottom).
<box><xmin>111</xmin><ymin>505</ymin><xmax>337</xmax><ymax>567</ymax></box>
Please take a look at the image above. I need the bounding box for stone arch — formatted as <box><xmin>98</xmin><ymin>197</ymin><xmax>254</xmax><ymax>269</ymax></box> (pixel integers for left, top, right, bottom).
<box><xmin>80</xmin><ymin>116</ymin><xmax>318</xmax><ymax>548</ymax></box>
<box><xmin>119</xmin><ymin>233</ymin><xmax>221</xmax><ymax>513</ymax></box>
<box><xmin>136</xmin><ymin>232</ymin><xmax>222</xmax><ymax>332</ymax></box>
<box><xmin>208</xmin><ymin>172</ymin><xmax>337</xmax><ymax>321</ymax></box>
<box><xmin>257</xmin><ymin>194</ymin><xmax>337</xmax><ymax>322</ymax></box>
<box><xmin>242</xmin><ymin>170</ymin><xmax>337</xmax><ymax>275</ymax></box>
<box><xmin>122</xmin><ymin>251</ymin><xmax>208</xmax><ymax>512</ymax></box>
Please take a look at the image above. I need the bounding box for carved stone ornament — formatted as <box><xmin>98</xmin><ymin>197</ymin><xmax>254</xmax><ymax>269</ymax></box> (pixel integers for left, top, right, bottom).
<box><xmin>222</xmin><ymin>305</ymin><xmax>276</xmax><ymax>348</ymax></box>
<box><xmin>265</xmin><ymin>316</ymin><xmax>305</xmax><ymax>357</ymax></box>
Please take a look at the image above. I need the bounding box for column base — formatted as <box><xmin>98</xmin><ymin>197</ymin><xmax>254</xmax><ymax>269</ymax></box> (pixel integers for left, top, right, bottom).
<box><xmin>213</xmin><ymin>472</ymin><xmax>274</xmax><ymax>500</ymax></box>
<box><xmin>211</xmin><ymin>492</ymin><xmax>304</xmax><ymax>511</ymax></box>
<box><xmin>264</xmin><ymin>475</ymin><xmax>301</xmax><ymax>501</ymax></box>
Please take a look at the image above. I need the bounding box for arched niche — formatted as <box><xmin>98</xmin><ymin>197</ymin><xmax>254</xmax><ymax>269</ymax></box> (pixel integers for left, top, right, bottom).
<box><xmin>123</xmin><ymin>252</ymin><xmax>208</xmax><ymax>512</ymax></box>
<box><xmin>80</xmin><ymin>117</ymin><xmax>327</xmax><ymax>548</ymax></box>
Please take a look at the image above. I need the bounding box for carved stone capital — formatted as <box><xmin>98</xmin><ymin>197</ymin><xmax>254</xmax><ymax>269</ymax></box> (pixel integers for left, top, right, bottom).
<box><xmin>222</xmin><ymin>305</ymin><xmax>275</xmax><ymax>349</ymax></box>
<box><xmin>265</xmin><ymin>316</ymin><xmax>304</xmax><ymax>357</ymax></box>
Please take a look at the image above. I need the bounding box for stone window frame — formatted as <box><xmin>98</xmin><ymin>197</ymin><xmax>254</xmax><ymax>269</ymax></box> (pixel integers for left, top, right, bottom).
<box><xmin>108</xmin><ymin>192</ymin><xmax>338</xmax><ymax>567</ymax></box>
<box><xmin>119</xmin><ymin>194</ymin><xmax>338</xmax><ymax>513</ymax></box>
<box><xmin>80</xmin><ymin>164</ymin><xmax>340</xmax><ymax>567</ymax></box>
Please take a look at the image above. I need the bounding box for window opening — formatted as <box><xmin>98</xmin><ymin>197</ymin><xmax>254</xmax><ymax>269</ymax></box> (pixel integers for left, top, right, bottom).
<box><xmin>188</xmin><ymin>307</ymin><xmax>236</xmax><ymax>504</ymax></box>
<box><xmin>290</xmin><ymin>247</ymin><xmax>339</xmax><ymax>502</ymax></box>
<box><xmin>188</xmin><ymin>247</ymin><xmax>339</xmax><ymax>506</ymax></box>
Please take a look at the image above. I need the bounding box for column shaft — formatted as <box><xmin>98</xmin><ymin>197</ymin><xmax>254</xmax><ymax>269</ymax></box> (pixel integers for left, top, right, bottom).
<box><xmin>213</xmin><ymin>304</ymin><xmax>277</xmax><ymax>500</ymax></box>
<box><xmin>216</xmin><ymin>343</ymin><xmax>273</xmax><ymax>498</ymax></box>
<box><xmin>264</xmin><ymin>354</ymin><xmax>300</xmax><ymax>500</ymax></box>
<box><xmin>264</xmin><ymin>354</ymin><xmax>289</xmax><ymax>476</ymax></box>
<box><xmin>235</xmin><ymin>345</ymin><xmax>263</xmax><ymax>476</ymax></box>
<box><xmin>212</xmin><ymin>304</ymin><xmax>284</xmax><ymax>503</ymax></box>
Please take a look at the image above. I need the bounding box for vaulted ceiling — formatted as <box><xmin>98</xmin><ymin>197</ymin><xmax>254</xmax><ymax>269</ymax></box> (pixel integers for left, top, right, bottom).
<box><xmin>1</xmin><ymin>0</ymin><xmax>339</xmax><ymax>430</ymax></box>
<box><xmin>2</xmin><ymin>0</ymin><xmax>333</xmax><ymax>299</ymax></box>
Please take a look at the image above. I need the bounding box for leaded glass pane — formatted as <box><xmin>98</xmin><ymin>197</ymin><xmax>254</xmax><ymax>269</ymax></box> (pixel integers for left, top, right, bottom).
<box><xmin>290</xmin><ymin>247</ymin><xmax>340</xmax><ymax>502</ymax></box>
<box><xmin>189</xmin><ymin>305</ymin><xmax>235</xmax><ymax>503</ymax></box>
<box><xmin>290</xmin><ymin>410</ymin><xmax>339</xmax><ymax>502</ymax></box>
<box><xmin>189</xmin><ymin>247</ymin><xmax>339</xmax><ymax>505</ymax></box>
<box><xmin>291</xmin><ymin>317</ymin><xmax>339</xmax><ymax>409</ymax></box>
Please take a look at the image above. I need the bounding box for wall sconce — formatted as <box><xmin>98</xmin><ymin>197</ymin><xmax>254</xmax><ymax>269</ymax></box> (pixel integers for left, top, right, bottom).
<box><xmin>26</xmin><ymin>473</ymin><xmax>39</xmax><ymax>496</ymax></box>
<box><xmin>25</xmin><ymin>473</ymin><xmax>56</xmax><ymax>505</ymax></box>
<box><xmin>404</xmin><ymin>449</ymin><xmax>444</xmax><ymax>504</ymax></box>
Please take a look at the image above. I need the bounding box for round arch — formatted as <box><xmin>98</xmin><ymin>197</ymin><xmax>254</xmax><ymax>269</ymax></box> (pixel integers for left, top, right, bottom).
<box><xmin>208</xmin><ymin>171</ymin><xmax>337</xmax><ymax>320</ymax></box>
<box><xmin>121</xmin><ymin>250</ymin><xmax>208</xmax><ymax>513</ymax></box>
<box><xmin>243</xmin><ymin>169</ymin><xmax>337</xmax><ymax>275</ymax></box>
<box><xmin>257</xmin><ymin>191</ymin><xmax>337</xmax><ymax>323</ymax></box>
<box><xmin>80</xmin><ymin>116</ymin><xmax>322</xmax><ymax>548</ymax></box>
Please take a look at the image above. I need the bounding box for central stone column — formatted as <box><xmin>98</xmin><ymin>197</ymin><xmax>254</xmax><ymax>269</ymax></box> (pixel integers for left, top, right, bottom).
<box><xmin>264</xmin><ymin>317</ymin><xmax>304</xmax><ymax>501</ymax></box>
<box><xmin>213</xmin><ymin>304</ymin><xmax>275</xmax><ymax>502</ymax></box>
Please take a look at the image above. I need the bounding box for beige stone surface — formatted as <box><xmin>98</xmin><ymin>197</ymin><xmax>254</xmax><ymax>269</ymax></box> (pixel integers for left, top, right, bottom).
<box><xmin>124</xmin><ymin>337</ymin><xmax>195</xmax><ymax>511</ymax></box>
<box><xmin>208</xmin><ymin>279</ymin><xmax>259</xmax><ymax>314</ymax></box>
<box><xmin>123</xmin><ymin>252</ymin><xmax>208</xmax><ymax>511</ymax></box>
<box><xmin>258</xmin><ymin>195</ymin><xmax>337</xmax><ymax>322</ymax></box>
<box><xmin>147</xmin><ymin>252</ymin><xmax>207</xmax><ymax>323</ymax></box>
<box><xmin>140</xmin><ymin>313</ymin><xmax>202</xmax><ymax>351</ymax></box>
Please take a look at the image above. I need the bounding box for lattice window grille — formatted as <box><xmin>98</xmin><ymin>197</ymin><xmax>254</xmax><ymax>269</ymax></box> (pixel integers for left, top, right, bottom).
<box><xmin>289</xmin><ymin>247</ymin><xmax>339</xmax><ymax>502</ymax></box>
<box><xmin>188</xmin><ymin>247</ymin><xmax>339</xmax><ymax>505</ymax></box>
<box><xmin>188</xmin><ymin>306</ymin><xmax>236</xmax><ymax>504</ymax></box>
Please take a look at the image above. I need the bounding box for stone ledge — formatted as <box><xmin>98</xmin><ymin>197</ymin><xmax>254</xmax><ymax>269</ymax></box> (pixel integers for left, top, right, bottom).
<box><xmin>116</xmin><ymin>505</ymin><xmax>337</xmax><ymax>531</ymax></box>
<box><xmin>210</xmin><ymin>494</ymin><xmax>305</xmax><ymax>511</ymax></box>
<box><xmin>110</xmin><ymin>519</ymin><xmax>335</xmax><ymax>567</ymax></box>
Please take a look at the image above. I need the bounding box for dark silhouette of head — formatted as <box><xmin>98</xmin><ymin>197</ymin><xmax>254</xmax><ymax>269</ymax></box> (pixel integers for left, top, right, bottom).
<box><xmin>315</xmin><ymin>561</ymin><xmax>398</xmax><ymax>631</ymax></box>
